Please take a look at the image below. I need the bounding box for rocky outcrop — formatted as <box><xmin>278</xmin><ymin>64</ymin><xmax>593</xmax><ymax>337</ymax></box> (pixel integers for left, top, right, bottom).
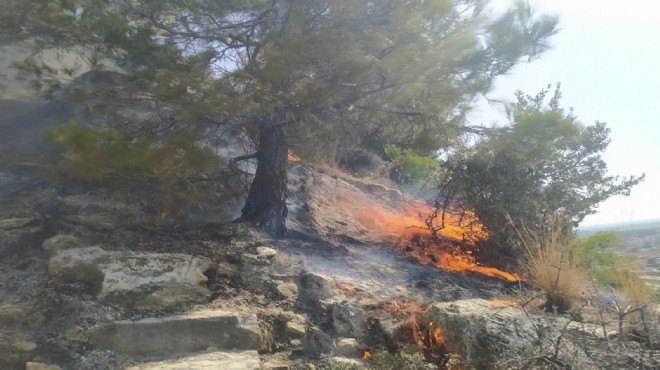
<box><xmin>88</xmin><ymin>310</ymin><xmax>261</xmax><ymax>357</ymax></box>
<box><xmin>128</xmin><ymin>350</ymin><xmax>261</xmax><ymax>370</ymax></box>
<box><xmin>49</xmin><ymin>247</ymin><xmax>213</xmax><ymax>308</ymax></box>
<box><xmin>429</xmin><ymin>299</ymin><xmax>613</xmax><ymax>369</ymax></box>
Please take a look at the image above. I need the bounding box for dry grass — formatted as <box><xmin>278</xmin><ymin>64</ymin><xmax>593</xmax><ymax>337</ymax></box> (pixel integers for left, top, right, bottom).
<box><xmin>619</xmin><ymin>270</ymin><xmax>656</xmax><ymax>308</ymax></box>
<box><xmin>508</xmin><ymin>213</ymin><xmax>587</xmax><ymax>312</ymax></box>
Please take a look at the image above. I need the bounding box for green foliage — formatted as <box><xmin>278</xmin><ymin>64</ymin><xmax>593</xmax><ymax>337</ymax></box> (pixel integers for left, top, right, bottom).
<box><xmin>385</xmin><ymin>145</ymin><xmax>439</xmax><ymax>191</ymax></box>
<box><xmin>49</xmin><ymin>121</ymin><xmax>221</xmax><ymax>219</ymax></box>
<box><xmin>369</xmin><ymin>345</ymin><xmax>437</xmax><ymax>370</ymax></box>
<box><xmin>439</xmin><ymin>85</ymin><xmax>644</xmax><ymax>250</ymax></box>
<box><xmin>569</xmin><ymin>232</ymin><xmax>630</xmax><ymax>287</ymax></box>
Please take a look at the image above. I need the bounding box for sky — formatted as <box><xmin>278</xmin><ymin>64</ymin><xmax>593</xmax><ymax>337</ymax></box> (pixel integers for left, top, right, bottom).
<box><xmin>471</xmin><ymin>0</ymin><xmax>660</xmax><ymax>226</ymax></box>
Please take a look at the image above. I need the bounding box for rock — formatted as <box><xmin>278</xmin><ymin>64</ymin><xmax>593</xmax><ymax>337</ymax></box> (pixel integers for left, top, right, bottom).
<box><xmin>286</xmin><ymin>321</ymin><xmax>306</xmax><ymax>339</ymax></box>
<box><xmin>334</xmin><ymin>338</ymin><xmax>360</xmax><ymax>357</ymax></box>
<box><xmin>57</xmin><ymin>193</ymin><xmax>142</xmax><ymax>231</ymax></box>
<box><xmin>48</xmin><ymin>247</ymin><xmax>213</xmax><ymax>308</ymax></box>
<box><xmin>0</xmin><ymin>218</ymin><xmax>37</xmax><ymax>230</ymax></box>
<box><xmin>96</xmin><ymin>253</ymin><xmax>213</xmax><ymax>308</ymax></box>
<box><xmin>0</xmin><ymin>304</ymin><xmax>43</xmax><ymax>328</ymax></box>
<box><xmin>329</xmin><ymin>301</ymin><xmax>367</xmax><ymax>338</ymax></box>
<box><xmin>216</xmin><ymin>262</ymin><xmax>239</xmax><ymax>278</ymax></box>
<box><xmin>262</xmin><ymin>361</ymin><xmax>290</xmax><ymax>370</ymax></box>
<box><xmin>127</xmin><ymin>350</ymin><xmax>260</xmax><ymax>370</ymax></box>
<box><xmin>0</xmin><ymin>304</ymin><xmax>26</xmax><ymax>325</ymax></box>
<box><xmin>41</xmin><ymin>234</ymin><xmax>85</xmax><ymax>252</ymax></box>
<box><xmin>257</xmin><ymin>246</ymin><xmax>278</xmax><ymax>258</ymax></box>
<box><xmin>11</xmin><ymin>341</ymin><xmax>37</xmax><ymax>352</ymax></box>
<box><xmin>327</xmin><ymin>357</ymin><xmax>365</xmax><ymax>367</ymax></box>
<box><xmin>48</xmin><ymin>247</ymin><xmax>110</xmax><ymax>289</ymax></box>
<box><xmin>25</xmin><ymin>362</ymin><xmax>63</xmax><ymax>370</ymax></box>
<box><xmin>429</xmin><ymin>299</ymin><xmax>602</xmax><ymax>370</ymax></box>
<box><xmin>276</xmin><ymin>283</ymin><xmax>298</xmax><ymax>300</ymax></box>
<box><xmin>303</xmin><ymin>326</ymin><xmax>334</xmax><ymax>354</ymax></box>
<box><xmin>88</xmin><ymin>310</ymin><xmax>261</xmax><ymax>357</ymax></box>
<box><xmin>64</xmin><ymin>326</ymin><xmax>86</xmax><ymax>341</ymax></box>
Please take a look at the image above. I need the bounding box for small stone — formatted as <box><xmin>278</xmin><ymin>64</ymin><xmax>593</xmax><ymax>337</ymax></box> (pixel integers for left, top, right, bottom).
<box><xmin>216</xmin><ymin>262</ymin><xmax>239</xmax><ymax>278</ymax></box>
<box><xmin>65</xmin><ymin>326</ymin><xmax>86</xmax><ymax>341</ymax></box>
<box><xmin>306</xmin><ymin>364</ymin><xmax>316</xmax><ymax>370</ymax></box>
<box><xmin>25</xmin><ymin>362</ymin><xmax>63</xmax><ymax>370</ymax></box>
<box><xmin>256</xmin><ymin>246</ymin><xmax>277</xmax><ymax>258</ymax></box>
<box><xmin>334</xmin><ymin>338</ymin><xmax>360</xmax><ymax>357</ymax></box>
<box><xmin>276</xmin><ymin>283</ymin><xmax>298</xmax><ymax>300</ymax></box>
<box><xmin>285</xmin><ymin>322</ymin><xmax>306</xmax><ymax>339</ymax></box>
<box><xmin>0</xmin><ymin>304</ymin><xmax>26</xmax><ymax>325</ymax></box>
<box><xmin>12</xmin><ymin>341</ymin><xmax>37</xmax><ymax>352</ymax></box>
<box><xmin>42</xmin><ymin>234</ymin><xmax>85</xmax><ymax>252</ymax></box>
<box><xmin>289</xmin><ymin>339</ymin><xmax>302</xmax><ymax>348</ymax></box>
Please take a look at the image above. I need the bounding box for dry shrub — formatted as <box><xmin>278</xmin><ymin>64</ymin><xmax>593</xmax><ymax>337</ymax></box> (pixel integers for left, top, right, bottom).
<box><xmin>508</xmin><ymin>213</ymin><xmax>586</xmax><ymax>312</ymax></box>
<box><xmin>619</xmin><ymin>270</ymin><xmax>655</xmax><ymax>308</ymax></box>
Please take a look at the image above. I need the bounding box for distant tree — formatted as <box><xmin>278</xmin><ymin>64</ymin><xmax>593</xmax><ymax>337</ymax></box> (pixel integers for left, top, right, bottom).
<box><xmin>436</xmin><ymin>85</ymin><xmax>644</xmax><ymax>250</ymax></box>
<box><xmin>3</xmin><ymin>0</ymin><xmax>558</xmax><ymax>237</ymax></box>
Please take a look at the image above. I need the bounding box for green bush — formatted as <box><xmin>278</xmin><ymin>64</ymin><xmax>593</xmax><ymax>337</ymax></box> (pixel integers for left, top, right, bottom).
<box><xmin>48</xmin><ymin>121</ymin><xmax>222</xmax><ymax>219</ymax></box>
<box><xmin>385</xmin><ymin>145</ymin><xmax>438</xmax><ymax>191</ymax></box>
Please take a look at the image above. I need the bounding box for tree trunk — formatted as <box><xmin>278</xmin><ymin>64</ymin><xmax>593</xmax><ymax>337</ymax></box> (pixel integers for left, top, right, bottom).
<box><xmin>238</xmin><ymin>123</ymin><xmax>288</xmax><ymax>238</ymax></box>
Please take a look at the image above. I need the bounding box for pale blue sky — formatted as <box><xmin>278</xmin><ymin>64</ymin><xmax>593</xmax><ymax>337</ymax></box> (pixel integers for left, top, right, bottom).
<box><xmin>471</xmin><ymin>0</ymin><xmax>660</xmax><ymax>226</ymax></box>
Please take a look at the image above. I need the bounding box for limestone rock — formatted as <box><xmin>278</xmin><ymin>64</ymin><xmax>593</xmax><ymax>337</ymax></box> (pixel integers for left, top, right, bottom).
<box><xmin>285</xmin><ymin>321</ymin><xmax>306</xmax><ymax>339</ymax></box>
<box><xmin>57</xmin><ymin>193</ymin><xmax>142</xmax><ymax>231</ymax></box>
<box><xmin>12</xmin><ymin>341</ymin><xmax>37</xmax><ymax>352</ymax></box>
<box><xmin>88</xmin><ymin>310</ymin><xmax>261</xmax><ymax>357</ymax></box>
<box><xmin>0</xmin><ymin>218</ymin><xmax>37</xmax><ymax>230</ymax></box>
<box><xmin>42</xmin><ymin>234</ymin><xmax>85</xmax><ymax>252</ymax></box>
<box><xmin>25</xmin><ymin>362</ymin><xmax>63</xmax><ymax>370</ymax></box>
<box><xmin>216</xmin><ymin>262</ymin><xmax>239</xmax><ymax>278</ymax></box>
<box><xmin>0</xmin><ymin>304</ymin><xmax>26</xmax><ymax>325</ymax></box>
<box><xmin>127</xmin><ymin>350</ymin><xmax>260</xmax><ymax>370</ymax></box>
<box><xmin>96</xmin><ymin>253</ymin><xmax>213</xmax><ymax>307</ymax></box>
<box><xmin>333</xmin><ymin>338</ymin><xmax>360</xmax><ymax>357</ymax></box>
<box><xmin>48</xmin><ymin>247</ymin><xmax>111</xmax><ymax>289</ymax></box>
<box><xmin>430</xmin><ymin>299</ymin><xmax>603</xmax><ymax>369</ymax></box>
<box><xmin>48</xmin><ymin>247</ymin><xmax>213</xmax><ymax>308</ymax></box>
<box><xmin>256</xmin><ymin>246</ymin><xmax>278</xmax><ymax>258</ymax></box>
<box><xmin>276</xmin><ymin>283</ymin><xmax>298</xmax><ymax>300</ymax></box>
<box><xmin>329</xmin><ymin>301</ymin><xmax>367</xmax><ymax>338</ymax></box>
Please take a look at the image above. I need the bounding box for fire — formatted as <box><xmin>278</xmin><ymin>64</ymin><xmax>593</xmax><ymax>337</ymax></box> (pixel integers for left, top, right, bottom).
<box><xmin>490</xmin><ymin>299</ymin><xmax>521</xmax><ymax>308</ymax></box>
<box><xmin>339</xmin><ymin>282</ymin><xmax>357</xmax><ymax>296</ymax></box>
<box><xmin>385</xmin><ymin>300</ymin><xmax>446</xmax><ymax>354</ymax></box>
<box><xmin>287</xmin><ymin>151</ymin><xmax>301</xmax><ymax>162</ymax></box>
<box><xmin>321</xmin><ymin>177</ymin><xmax>519</xmax><ymax>282</ymax></box>
<box><xmin>397</xmin><ymin>233</ymin><xmax>519</xmax><ymax>282</ymax></box>
<box><xmin>363</xmin><ymin>350</ymin><xmax>373</xmax><ymax>360</ymax></box>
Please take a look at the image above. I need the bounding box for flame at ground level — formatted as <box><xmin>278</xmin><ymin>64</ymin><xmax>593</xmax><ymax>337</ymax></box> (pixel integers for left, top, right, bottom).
<box><xmin>339</xmin><ymin>191</ymin><xmax>518</xmax><ymax>282</ymax></box>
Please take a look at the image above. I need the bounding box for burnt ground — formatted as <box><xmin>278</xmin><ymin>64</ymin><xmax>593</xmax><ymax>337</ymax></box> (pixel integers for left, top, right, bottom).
<box><xmin>0</xmin><ymin>163</ymin><xmax>525</xmax><ymax>370</ymax></box>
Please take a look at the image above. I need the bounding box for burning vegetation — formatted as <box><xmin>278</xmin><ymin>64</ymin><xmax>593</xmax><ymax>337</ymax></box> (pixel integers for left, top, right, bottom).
<box><xmin>343</xmin><ymin>190</ymin><xmax>519</xmax><ymax>282</ymax></box>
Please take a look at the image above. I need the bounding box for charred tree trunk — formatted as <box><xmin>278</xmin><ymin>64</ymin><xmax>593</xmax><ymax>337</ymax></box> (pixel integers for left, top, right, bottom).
<box><xmin>237</xmin><ymin>123</ymin><xmax>288</xmax><ymax>238</ymax></box>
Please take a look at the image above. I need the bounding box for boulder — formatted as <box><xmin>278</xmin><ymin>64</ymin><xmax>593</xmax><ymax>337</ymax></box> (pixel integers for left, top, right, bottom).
<box><xmin>88</xmin><ymin>310</ymin><xmax>261</xmax><ymax>357</ymax></box>
<box><xmin>96</xmin><ymin>253</ymin><xmax>213</xmax><ymax>307</ymax></box>
<box><xmin>429</xmin><ymin>299</ymin><xmax>606</xmax><ymax>369</ymax></box>
<box><xmin>48</xmin><ymin>247</ymin><xmax>213</xmax><ymax>308</ymax></box>
<box><xmin>127</xmin><ymin>350</ymin><xmax>260</xmax><ymax>370</ymax></box>
<box><xmin>41</xmin><ymin>234</ymin><xmax>85</xmax><ymax>252</ymax></box>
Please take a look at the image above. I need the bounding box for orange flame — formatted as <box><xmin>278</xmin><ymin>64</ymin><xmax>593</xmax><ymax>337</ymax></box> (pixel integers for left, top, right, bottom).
<box><xmin>322</xmin><ymin>181</ymin><xmax>518</xmax><ymax>282</ymax></box>
<box><xmin>363</xmin><ymin>350</ymin><xmax>373</xmax><ymax>360</ymax></box>
<box><xmin>287</xmin><ymin>151</ymin><xmax>301</xmax><ymax>162</ymax></box>
<box><xmin>339</xmin><ymin>282</ymin><xmax>357</xmax><ymax>296</ymax></box>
